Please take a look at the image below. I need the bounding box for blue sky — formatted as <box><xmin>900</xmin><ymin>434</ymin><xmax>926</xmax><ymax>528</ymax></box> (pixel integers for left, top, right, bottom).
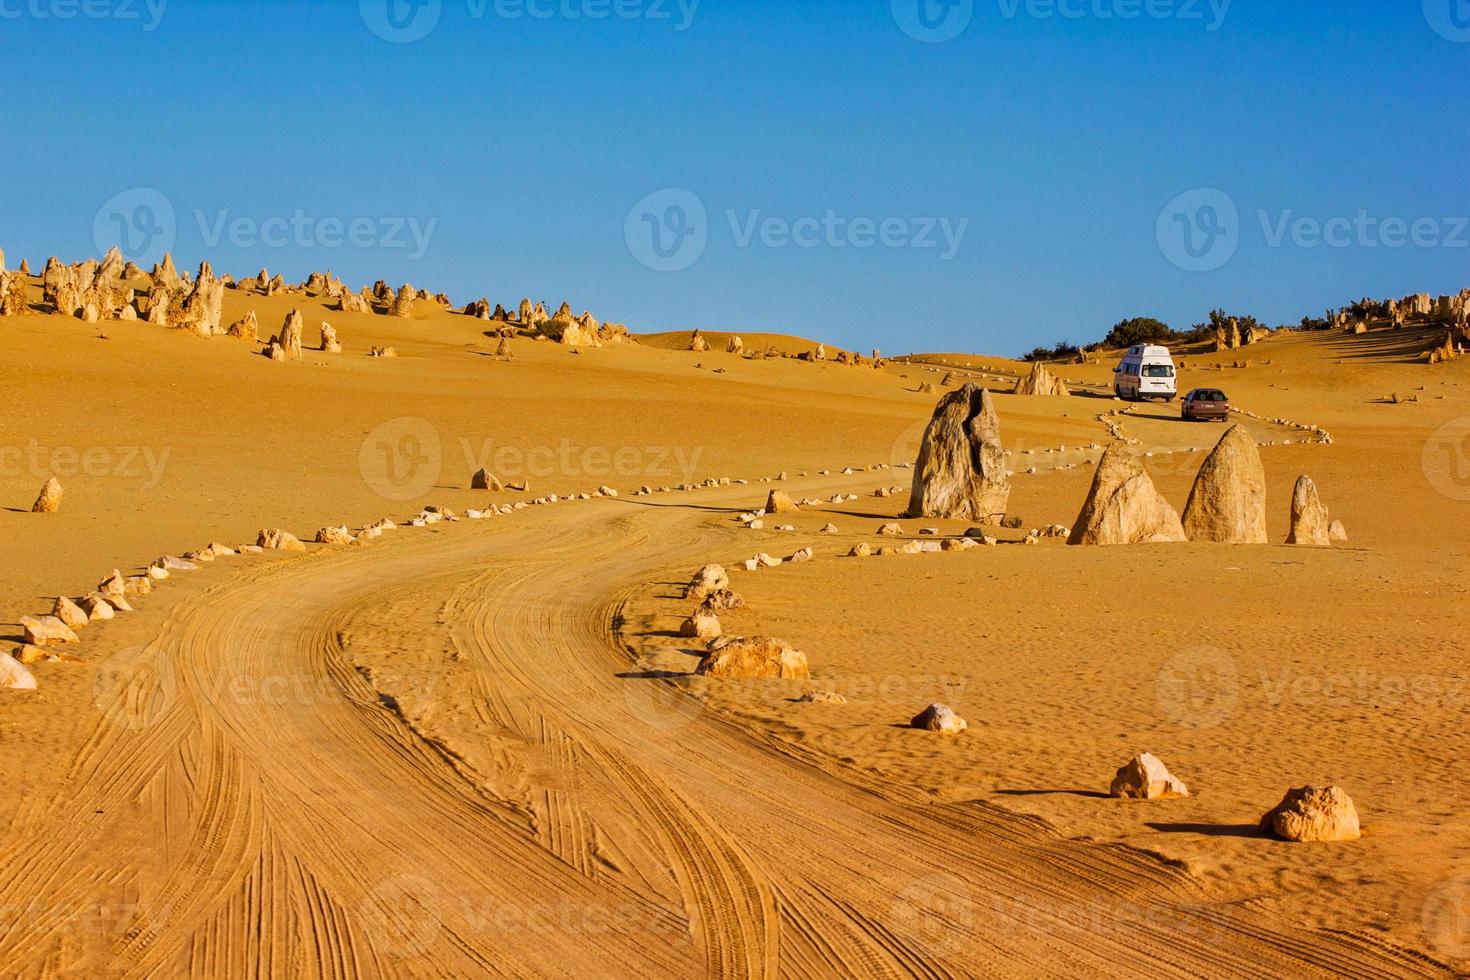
<box><xmin>3</xmin><ymin>0</ymin><xmax>1467</xmax><ymax>354</ymax></box>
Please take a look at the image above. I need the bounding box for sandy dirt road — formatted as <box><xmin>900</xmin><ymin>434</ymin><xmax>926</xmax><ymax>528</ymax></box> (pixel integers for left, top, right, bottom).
<box><xmin>0</xmin><ymin>485</ymin><xmax>1450</xmax><ymax>978</ymax></box>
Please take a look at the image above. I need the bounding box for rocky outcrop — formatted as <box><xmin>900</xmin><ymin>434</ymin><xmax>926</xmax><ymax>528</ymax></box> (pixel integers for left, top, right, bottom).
<box><xmin>683</xmin><ymin>564</ymin><xmax>730</xmax><ymax>601</ymax></box>
<box><xmin>907</xmin><ymin>384</ymin><xmax>1010</xmax><ymax>524</ymax></box>
<box><xmin>338</xmin><ymin>290</ymin><xmax>372</xmax><ymax>314</ymax></box>
<box><xmin>389</xmin><ymin>284</ymin><xmax>415</xmax><ymax>318</ymax></box>
<box><xmin>227</xmin><ymin>311</ymin><xmax>259</xmax><ymax>341</ymax></box>
<box><xmin>21</xmin><ymin>615</ymin><xmax>79</xmax><ymax>646</ymax></box>
<box><xmin>151</xmin><ymin>253</ymin><xmax>182</xmax><ymax>291</ymax></box>
<box><xmin>52</xmin><ymin>596</ymin><xmax>89</xmax><ymax>630</ymax></box>
<box><xmin>0</xmin><ymin>653</ymin><xmax>37</xmax><ymax>690</ymax></box>
<box><xmin>1427</xmin><ymin>331</ymin><xmax>1460</xmax><ymax>364</ymax></box>
<box><xmin>541</xmin><ymin>317</ymin><xmax>599</xmax><ymax>347</ymax></box>
<box><xmin>278</xmin><ymin>309</ymin><xmax>304</xmax><ymax>358</ymax></box>
<box><xmin>315</xmin><ymin>526</ymin><xmax>355</xmax><ymax>545</ymax></box>
<box><xmin>1181</xmin><ymin>425</ymin><xmax>1267</xmax><ymax>544</ymax></box>
<box><xmin>697</xmin><ymin>636</ymin><xmax>810</xmax><ymax>679</ymax></box>
<box><xmin>77</xmin><ymin>595</ymin><xmax>116</xmax><ymax>621</ymax></box>
<box><xmin>44</xmin><ymin>263</ymin><xmax>86</xmax><ymax>317</ymax></box>
<box><xmin>1286</xmin><ymin>475</ymin><xmax>1331</xmax><ymax>546</ymax></box>
<box><xmin>1260</xmin><ymin>785</ymin><xmax>1361</xmax><ymax>842</ymax></box>
<box><xmin>680</xmin><ymin>610</ymin><xmax>722</xmax><ymax>640</ymax></box>
<box><xmin>1109</xmin><ymin>754</ymin><xmax>1189</xmax><ymax>799</ymax></box>
<box><xmin>145</xmin><ymin>285</ymin><xmax>171</xmax><ymax>325</ymax></box>
<box><xmin>31</xmin><ymin>477</ymin><xmax>63</xmax><ymax>514</ymax></box>
<box><xmin>699</xmin><ymin>589</ymin><xmax>744</xmax><ymax>611</ymax></box>
<box><xmin>98</xmin><ymin>247</ymin><xmax>125</xmax><ymax>282</ymax></box>
<box><xmin>0</xmin><ymin>270</ymin><xmax>30</xmax><ymax>316</ymax></box>
<box><xmin>471</xmin><ymin>468</ymin><xmax>503</xmax><ymax>491</ymax></box>
<box><xmin>257</xmin><ymin>528</ymin><xmax>306</xmax><ymax>551</ymax></box>
<box><xmin>727</xmin><ymin>336</ymin><xmax>743</xmax><ymax>355</ymax></box>
<box><xmin>689</xmin><ymin>331</ymin><xmax>709</xmax><ymax>353</ymax></box>
<box><xmin>1067</xmin><ymin>445</ymin><xmax>1186</xmax><ymax>545</ymax></box>
<box><xmin>320</xmin><ymin>322</ymin><xmax>341</xmax><ymax>353</ymax></box>
<box><xmin>765</xmin><ymin>489</ymin><xmax>798</xmax><ymax>514</ymax></box>
<box><xmin>98</xmin><ymin>570</ymin><xmax>127</xmax><ymax>603</ymax></box>
<box><xmin>911</xmin><ymin>703</ymin><xmax>967</xmax><ymax>734</ymax></box>
<box><xmin>1014</xmin><ymin>363</ymin><xmax>1069</xmax><ymax>396</ymax></box>
<box><xmin>177</xmin><ymin>262</ymin><xmax>224</xmax><ymax>336</ymax></box>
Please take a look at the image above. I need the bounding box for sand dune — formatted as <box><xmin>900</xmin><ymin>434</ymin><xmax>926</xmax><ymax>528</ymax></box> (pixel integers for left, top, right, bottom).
<box><xmin>2</xmin><ymin>265</ymin><xmax>1468</xmax><ymax>975</ymax></box>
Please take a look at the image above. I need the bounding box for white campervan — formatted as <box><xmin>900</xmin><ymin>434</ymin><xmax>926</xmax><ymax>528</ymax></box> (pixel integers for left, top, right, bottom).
<box><xmin>1113</xmin><ymin>345</ymin><xmax>1177</xmax><ymax>401</ymax></box>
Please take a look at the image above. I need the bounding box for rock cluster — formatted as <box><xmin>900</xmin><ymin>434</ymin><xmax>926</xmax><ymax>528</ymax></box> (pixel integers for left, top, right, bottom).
<box><xmin>1013</xmin><ymin>362</ymin><xmax>1069</xmax><ymax>396</ymax></box>
<box><xmin>338</xmin><ymin>290</ymin><xmax>372</xmax><ymax>314</ymax></box>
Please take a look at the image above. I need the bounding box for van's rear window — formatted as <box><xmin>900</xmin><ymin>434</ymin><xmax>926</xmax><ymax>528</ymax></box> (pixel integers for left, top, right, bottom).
<box><xmin>1144</xmin><ymin>365</ymin><xmax>1175</xmax><ymax>377</ymax></box>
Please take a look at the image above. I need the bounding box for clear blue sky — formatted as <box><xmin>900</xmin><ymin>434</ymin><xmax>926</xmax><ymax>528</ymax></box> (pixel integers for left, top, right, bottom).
<box><xmin>3</xmin><ymin>0</ymin><xmax>1466</xmax><ymax>355</ymax></box>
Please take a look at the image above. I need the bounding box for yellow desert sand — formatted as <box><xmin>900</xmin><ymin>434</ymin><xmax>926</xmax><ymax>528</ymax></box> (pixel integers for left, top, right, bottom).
<box><xmin>1</xmin><ymin>263</ymin><xmax>1469</xmax><ymax>978</ymax></box>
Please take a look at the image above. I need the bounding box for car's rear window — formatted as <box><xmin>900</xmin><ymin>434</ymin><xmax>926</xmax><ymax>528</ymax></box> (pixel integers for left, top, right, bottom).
<box><xmin>1144</xmin><ymin>365</ymin><xmax>1174</xmax><ymax>377</ymax></box>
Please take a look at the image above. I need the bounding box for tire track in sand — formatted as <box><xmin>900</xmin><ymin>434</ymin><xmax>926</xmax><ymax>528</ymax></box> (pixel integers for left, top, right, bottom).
<box><xmin>0</xmin><ymin>490</ymin><xmax>1451</xmax><ymax>977</ymax></box>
